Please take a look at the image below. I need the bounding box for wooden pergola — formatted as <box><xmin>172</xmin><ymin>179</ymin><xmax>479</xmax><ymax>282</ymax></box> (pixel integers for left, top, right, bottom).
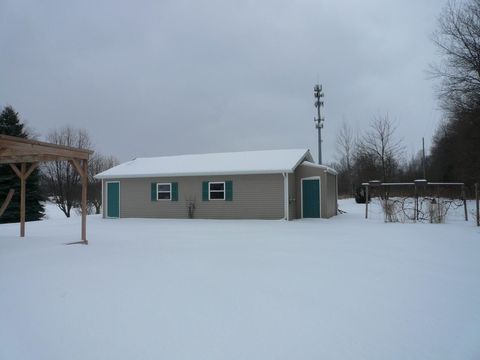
<box><xmin>0</xmin><ymin>134</ymin><xmax>93</xmax><ymax>244</ymax></box>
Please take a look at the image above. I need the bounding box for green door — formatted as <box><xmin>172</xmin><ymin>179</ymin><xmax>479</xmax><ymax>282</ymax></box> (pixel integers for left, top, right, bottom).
<box><xmin>107</xmin><ymin>182</ymin><xmax>120</xmax><ymax>218</ymax></box>
<box><xmin>302</xmin><ymin>179</ymin><xmax>320</xmax><ymax>218</ymax></box>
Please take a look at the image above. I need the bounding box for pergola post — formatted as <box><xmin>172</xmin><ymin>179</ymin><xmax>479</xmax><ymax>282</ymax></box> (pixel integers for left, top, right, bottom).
<box><xmin>20</xmin><ymin>163</ymin><xmax>26</xmax><ymax>237</ymax></box>
<box><xmin>82</xmin><ymin>159</ymin><xmax>88</xmax><ymax>244</ymax></box>
<box><xmin>69</xmin><ymin>159</ymin><xmax>89</xmax><ymax>244</ymax></box>
<box><xmin>9</xmin><ymin>162</ymin><xmax>38</xmax><ymax>237</ymax></box>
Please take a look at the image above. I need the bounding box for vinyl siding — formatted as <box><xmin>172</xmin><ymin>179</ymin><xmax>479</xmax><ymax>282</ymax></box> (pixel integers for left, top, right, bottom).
<box><xmin>103</xmin><ymin>174</ymin><xmax>285</xmax><ymax>220</ymax></box>
<box><xmin>326</xmin><ymin>172</ymin><xmax>338</xmax><ymax>217</ymax></box>
<box><xmin>295</xmin><ymin>164</ymin><xmax>337</xmax><ymax>218</ymax></box>
<box><xmin>288</xmin><ymin>173</ymin><xmax>296</xmax><ymax>220</ymax></box>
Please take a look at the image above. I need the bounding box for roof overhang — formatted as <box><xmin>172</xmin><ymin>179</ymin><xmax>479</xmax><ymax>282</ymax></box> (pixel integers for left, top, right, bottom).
<box><xmin>95</xmin><ymin>169</ymin><xmax>296</xmax><ymax>180</ymax></box>
<box><xmin>299</xmin><ymin>161</ymin><xmax>338</xmax><ymax>175</ymax></box>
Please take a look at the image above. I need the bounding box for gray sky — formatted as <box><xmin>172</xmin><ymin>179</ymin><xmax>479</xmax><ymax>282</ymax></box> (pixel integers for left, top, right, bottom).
<box><xmin>0</xmin><ymin>0</ymin><xmax>445</xmax><ymax>163</ymax></box>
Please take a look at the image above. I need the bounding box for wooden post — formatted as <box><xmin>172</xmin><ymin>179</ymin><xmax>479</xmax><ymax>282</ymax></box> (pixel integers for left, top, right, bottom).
<box><xmin>81</xmin><ymin>159</ymin><xmax>88</xmax><ymax>244</ymax></box>
<box><xmin>365</xmin><ymin>185</ymin><xmax>369</xmax><ymax>219</ymax></box>
<box><xmin>8</xmin><ymin>162</ymin><xmax>38</xmax><ymax>238</ymax></box>
<box><xmin>0</xmin><ymin>189</ymin><xmax>14</xmax><ymax>218</ymax></box>
<box><xmin>476</xmin><ymin>183</ymin><xmax>479</xmax><ymax>226</ymax></box>
<box><xmin>462</xmin><ymin>185</ymin><xmax>468</xmax><ymax>221</ymax></box>
<box><xmin>69</xmin><ymin>158</ymin><xmax>88</xmax><ymax>244</ymax></box>
<box><xmin>20</xmin><ymin>163</ymin><xmax>26</xmax><ymax>237</ymax></box>
<box><xmin>383</xmin><ymin>185</ymin><xmax>387</xmax><ymax>223</ymax></box>
<box><xmin>414</xmin><ymin>184</ymin><xmax>417</xmax><ymax>223</ymax></box>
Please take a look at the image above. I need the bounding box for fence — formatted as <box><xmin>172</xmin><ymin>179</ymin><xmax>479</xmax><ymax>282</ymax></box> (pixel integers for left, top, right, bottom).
<box><xmin>363</xmin><ymin>180</ymin><xmax>469</xmax><ymax>223</ymax></box>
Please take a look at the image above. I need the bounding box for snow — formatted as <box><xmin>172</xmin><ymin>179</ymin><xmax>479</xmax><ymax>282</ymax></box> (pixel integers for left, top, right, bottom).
<box><xmin>95</xmin><ymin>148</ymin><xmax>313</xmax><ymax>179</ymax></box>
<box><xmin>42</xmin><ymin>201</ymin><xmax>79</xmax><ymax>220</ymax></box>
<box><xmin>299</xmin><ymin>160</ymin><xmax>338</xmax><ymax>174</ymax></box>
<box><xmin>1</xmin><ymin>199</ymin><xmax>480</xmax><ymax>360</ymax></box>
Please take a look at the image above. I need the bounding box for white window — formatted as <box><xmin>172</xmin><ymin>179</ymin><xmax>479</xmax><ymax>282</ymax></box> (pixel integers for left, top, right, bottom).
<box><xmin>157</xmin><ymin>183</ymin><xmax>171</xmax><ymax>200</ymax></box>
<box><xmin>209</xmin><ymin>182</ymin><xmax>225</xmax><ymax>200</ymax></box>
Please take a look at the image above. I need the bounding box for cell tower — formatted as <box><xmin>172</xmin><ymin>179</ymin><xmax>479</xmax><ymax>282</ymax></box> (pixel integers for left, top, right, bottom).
<box><xmin>314</xmin><ymin>84</ymin><xmax>325</xmax><ymax>164</ymax></box>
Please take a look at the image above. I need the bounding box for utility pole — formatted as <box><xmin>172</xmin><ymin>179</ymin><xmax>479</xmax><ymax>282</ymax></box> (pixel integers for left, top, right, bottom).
<box><xmin>422</xmin><ymin>137</ymin><xmax>426</xmax><ymax>179</ymax></box>
<box><xmin>314</xmin><ymin>84</ymin><xmax>325</xmax><ymax>165</ymax></box>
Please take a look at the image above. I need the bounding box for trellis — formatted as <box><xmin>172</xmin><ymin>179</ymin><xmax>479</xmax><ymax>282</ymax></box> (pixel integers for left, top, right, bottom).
<box><xmin>0</xmin><ymin>134</ymin><xmax>93</xmax><ymax>244</ymax></box>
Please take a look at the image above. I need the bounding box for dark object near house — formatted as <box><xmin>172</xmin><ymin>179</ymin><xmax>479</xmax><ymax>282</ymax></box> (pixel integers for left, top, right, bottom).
<box><xmin>355</xmin><ymin>186</ymin><xmax>370</xmax><ymax>204</ymax></box>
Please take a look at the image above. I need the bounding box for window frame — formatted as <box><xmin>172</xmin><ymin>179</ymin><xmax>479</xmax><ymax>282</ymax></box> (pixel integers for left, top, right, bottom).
<box><xmin>156</xmin><ymin>182</ymin><xmax>172</xmax><ymax>201</ymax></box>
<box><xmin>208</xmin><ymin>181</ymin><xmax>226</xmax><ymax>201</ymax></box>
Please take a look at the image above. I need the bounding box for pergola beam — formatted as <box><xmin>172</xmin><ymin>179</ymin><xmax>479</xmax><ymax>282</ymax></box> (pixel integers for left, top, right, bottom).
<box><xmin>0</xmin><ymin>155</ymin><xmax>87</xmax><ymax>164</ymax></box>
<box><xmin>70</xmin><ymin>159</ymin><xmax>86</xmax><ymax>178</ymax></box>
<box><xmin>0</xmin><ymin>135</ymin><xmax>91</xmax><ymax>157</ymax></box>
<box><xmin>24</xmin><ymin>162</ymin><xmax>38</xmax><ymax>179</ymax></box>
<box><xmin>9</xmin><ymin>163</ymin><xmax>22</xmax><ymax>178</ymax></box>
<box><xmin>0</xmin><ymin>189</ymin><xmax>14</xmax><ymax>218</ymax></box>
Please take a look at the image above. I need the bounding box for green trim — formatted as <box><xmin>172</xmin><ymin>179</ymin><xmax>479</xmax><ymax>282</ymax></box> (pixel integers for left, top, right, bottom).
<box><xmin>202</xmin><ymin>181</ymin><xmax>209</xmax><ymax>201</ymax></box>
<box><xmin>171</xmin><ymin>182</ymin><xmax>178</xmax><ymax>201</ymax></box>
<box><xmin>225</xmin><ymin>180</ymin><xmax>233</xmax><ymax>201</ymax></box>
<box><xmin>151</xmin><ymin>183</ymin><xmax>157</xmax><ymax>201</ymax></box>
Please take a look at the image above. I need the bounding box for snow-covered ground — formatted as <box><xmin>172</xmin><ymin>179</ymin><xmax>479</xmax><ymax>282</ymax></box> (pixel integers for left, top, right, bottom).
<box><xmin>42</xmin><ymin>201</ymin><xmax>78</xmax><ymax>220</ymax></box>
<box><xmin>1</xmin><ymin>199</ymin><xmax>479</xmax><ymax>360</ymax></box>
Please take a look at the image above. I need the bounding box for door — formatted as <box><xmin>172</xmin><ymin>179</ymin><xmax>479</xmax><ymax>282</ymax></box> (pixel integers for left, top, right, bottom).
<box><xmin>302</xmin><ymin>179</ymin><xmax>320</xmax><ymax>218</ymax></box>
<box><xmin>107</xmin><ymin>182</ymin><xmax>120</xmax><ymax>218</ymax></box>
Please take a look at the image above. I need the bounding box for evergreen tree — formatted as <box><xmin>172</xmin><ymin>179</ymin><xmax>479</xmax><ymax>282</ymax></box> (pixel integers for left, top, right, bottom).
<box><xmin>0</xmin><ymin>106</ymin><xmax>45</xmax><ymax>223</ymax></box>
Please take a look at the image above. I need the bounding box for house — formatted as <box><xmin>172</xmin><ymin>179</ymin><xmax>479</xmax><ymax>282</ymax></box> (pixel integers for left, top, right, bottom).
<box><xmin>95</xmin><ymin>149</ymin><xmax>338</xmax><ymax>220</ymax></box>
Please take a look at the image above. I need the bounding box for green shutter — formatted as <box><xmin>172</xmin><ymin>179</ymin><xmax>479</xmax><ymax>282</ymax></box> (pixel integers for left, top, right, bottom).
<box><xmin>202</xmin><ymin>181</ymin><xmax>209</xmax><ymax>201</ymax></box>
<box><xmin>151</xmin><ymin>183</ymin><xmax>157</xmax><ymax>201</ymax></box>
<box><xmin>225</xmin><ymin>180</ymin><xmax>233</xmax><ymax>201</ymax></box>
<box><xmin>171</xmin><ymin>182</ymin><xmax>178</xmax><ymax>201</ymax></box>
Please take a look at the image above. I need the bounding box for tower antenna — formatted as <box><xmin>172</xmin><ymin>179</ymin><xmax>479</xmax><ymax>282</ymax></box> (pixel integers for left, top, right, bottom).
<box><xmin>314</xmin><ymin>84</ymin><xmax>325</xmax><ymax>164</ymax></box>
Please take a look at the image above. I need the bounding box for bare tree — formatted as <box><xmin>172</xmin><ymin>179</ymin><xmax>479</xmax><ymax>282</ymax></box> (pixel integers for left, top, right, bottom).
<box><xmin>88</xmin><ymin>153</ymin><xmax>119</xmax><ymax>214</ymax></box>
<box><xmin>357</xmin><ymin>116</ymin><xmax>404</xmax><ymax>182</ymax></box>
<box><xmin>42</xmin><ymin>127</ymin><xmax>92</xmax><ymax>217</ymax></box>
<box><xmin>431</xmin><ymin>0</ymin><xmax>480</xmax><ymax>111</ymax></box>
<box><xmin>428</xmin><ymin>0</ymin><xmax>480</xmax><ymax>186</ymax></box>
<box><xmin>335</xmin><ymin>121</ymin><xmax>356</xmax><ymax>195</ymax></box>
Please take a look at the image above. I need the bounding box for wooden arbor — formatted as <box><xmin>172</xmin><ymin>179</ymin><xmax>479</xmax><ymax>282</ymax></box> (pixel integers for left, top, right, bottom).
<box><xmin>0</xmin><ymin>134</ymin><xmax>93</xmax><ymax>244</ymax></box>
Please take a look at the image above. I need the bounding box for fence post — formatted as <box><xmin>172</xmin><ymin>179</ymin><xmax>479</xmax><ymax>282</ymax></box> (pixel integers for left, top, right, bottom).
<box><xmin>462</xmin><ymin>185</ymin><xmax>468</xmax><ymax>221</ymax></box>
<box><xmin>476</xmin><ymin>183</ymin><xmax>479</xmax><ymax>226</ymax></box>
<box><xmin>365</xmin><ymin>185</ymin><xmax>369</xmax><ymax>219</ymax></box>
<box><xmin>414</xmin><ymin>184</ymin><xmax>418</xmax><ymax>222</ymax></box>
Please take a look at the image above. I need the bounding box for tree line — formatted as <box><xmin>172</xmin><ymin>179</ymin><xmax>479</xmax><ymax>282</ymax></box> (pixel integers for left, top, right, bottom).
<box><xmin>0</xmin><ymin>106</ymin><xmax>118</xmax><ymax>223</ymax></box>
<box><xmin>333</xmin><ymin>0</ymin><xmax>480</xmax><ymax>196</ymax></box>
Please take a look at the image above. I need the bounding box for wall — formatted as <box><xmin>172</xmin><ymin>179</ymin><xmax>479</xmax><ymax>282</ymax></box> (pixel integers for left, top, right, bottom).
<box><xmin>103</xmin><ymin>174</ymin><xmax>285</xmax><ymax>220</ymax></box>
<box><xmin>326</xmin><ymin>172</ymin><xmax>338</xmax><ymax>218</ymax></box>
<box><xmin>288</xmin><ymin>173</ymin><xmax>296</xmax><ymax>220</ymax></box>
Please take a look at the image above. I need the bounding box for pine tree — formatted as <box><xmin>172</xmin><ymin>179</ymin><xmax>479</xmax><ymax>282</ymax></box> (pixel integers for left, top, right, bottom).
<box><xmin>0</xmin><ymin>106</ymin><xmax>45</xmax><ymax>223</ymax></box>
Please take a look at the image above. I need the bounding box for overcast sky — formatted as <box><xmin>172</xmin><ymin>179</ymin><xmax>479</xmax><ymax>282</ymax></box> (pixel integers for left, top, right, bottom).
<box><xmin>0</xmin><ymin>0</ymin><xmax>446</xmax><ymax>163</ymax></box>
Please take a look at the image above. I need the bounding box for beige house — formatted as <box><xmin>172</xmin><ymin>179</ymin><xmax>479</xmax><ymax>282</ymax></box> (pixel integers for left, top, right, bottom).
<box><xmin>95</xmin><ymin>149</ymin><xmax>338</xmax><ymax>220</ymax></box>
